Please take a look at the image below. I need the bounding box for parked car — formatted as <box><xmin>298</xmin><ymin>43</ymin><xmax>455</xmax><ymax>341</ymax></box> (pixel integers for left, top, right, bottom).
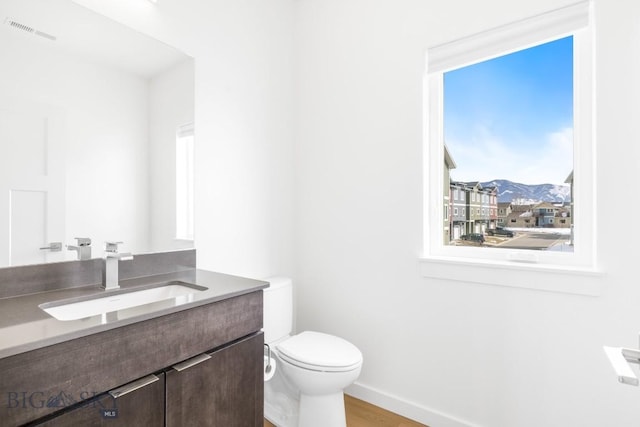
<box><xmin>460</xmin><ymin>233</ymin><xmax>485</xmax><ymax>244</ymax></box>
<box><xmin>486</xmin><ymin>227</ymin><xmax>514</xmax><ymax>237</ymax></box>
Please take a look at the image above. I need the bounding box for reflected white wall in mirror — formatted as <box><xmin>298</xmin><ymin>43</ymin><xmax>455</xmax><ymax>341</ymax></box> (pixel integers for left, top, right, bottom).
<box><xmin>0</xmin><ymin>0</ymin><xmax>195</xmax><ymax>267</ymax></box>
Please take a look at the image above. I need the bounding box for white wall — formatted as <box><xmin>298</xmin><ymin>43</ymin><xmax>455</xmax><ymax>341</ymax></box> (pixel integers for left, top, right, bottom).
<box><xmin>149</xmin><ymin>58</ymin><xmax>195</xmax><ymax>252</ymax></box>
<box><xmin>0</xmin><ymin>32</ymin><xmax>151</xmax><ymax>258</ymax></box>
<box><xmin>295</xmin><ymin>0</ymin><xmax>640</xmax><ymax>426</ymax></box>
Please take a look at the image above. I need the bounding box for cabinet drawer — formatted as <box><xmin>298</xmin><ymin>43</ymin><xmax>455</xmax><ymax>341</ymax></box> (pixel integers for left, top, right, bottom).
<box><xmin>32</xmin><ymin>374</ymin><xmax>165</xmax><ymax>427</ymax></box>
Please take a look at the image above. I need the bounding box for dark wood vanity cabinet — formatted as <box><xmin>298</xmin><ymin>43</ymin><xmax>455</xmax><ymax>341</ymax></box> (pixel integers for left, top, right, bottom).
<box><xmin>31</xmin><ymin>333</ymin><xmax>264</xmax><ymax>427</ymax></box>
<box><xmin>0</xmin><ymin>291</ymin><xmax>264</xmax><ymax>427</ymax></box>
<box><xmin>166</xmin><ymin>333</ymin><xmax>264</xmax><ymax>426</ymax></box>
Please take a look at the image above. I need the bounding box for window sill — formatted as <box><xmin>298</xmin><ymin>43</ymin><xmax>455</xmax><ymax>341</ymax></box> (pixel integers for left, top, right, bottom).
<box><xmin>419</xmin><ymin>256</ymin><xmax>603</xmax><ymax>296</ymax></box>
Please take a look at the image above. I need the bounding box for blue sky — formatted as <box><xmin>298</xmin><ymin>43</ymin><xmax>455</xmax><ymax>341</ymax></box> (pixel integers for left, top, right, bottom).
<box><xmin>444</xmin><ymin>36</ymin><xmax>573</xmax><ymax>185</ymax></box>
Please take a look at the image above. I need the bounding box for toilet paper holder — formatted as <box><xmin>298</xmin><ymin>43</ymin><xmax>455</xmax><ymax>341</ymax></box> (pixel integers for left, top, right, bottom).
<box><xmin>264</xmin><ymin>343</ymin><xmax>273</xmax><ymax>375</ymax></box>
<box><xmin>604</xmin><ymin>346</ymin><xmax>640</xmax><ymax>386</ymax></box>
<box><xmin>604</xmin><ymin>332</ymin><xmax>640</xmax><ymax>386</ymax></box>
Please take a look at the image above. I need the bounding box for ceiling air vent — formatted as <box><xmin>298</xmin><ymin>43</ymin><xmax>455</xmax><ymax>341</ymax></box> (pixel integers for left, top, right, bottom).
<box><xmin>3</xmin><ymin>17</ymin><xmax>57</xmax><ymax>41</ymax></box>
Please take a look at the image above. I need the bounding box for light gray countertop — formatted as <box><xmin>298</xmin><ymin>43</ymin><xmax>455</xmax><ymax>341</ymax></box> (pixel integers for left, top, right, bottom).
<box><xmin>0</xmin><ymin>269</ymin><xmax>268</xmax><ymax>359</ymax></box>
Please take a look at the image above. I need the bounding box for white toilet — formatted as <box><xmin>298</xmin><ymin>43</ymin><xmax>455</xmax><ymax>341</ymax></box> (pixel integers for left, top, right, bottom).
<box><xmin>263</xmin><ymin>277</ymin><xmax>363</xmax><ymax>427</ymax></box>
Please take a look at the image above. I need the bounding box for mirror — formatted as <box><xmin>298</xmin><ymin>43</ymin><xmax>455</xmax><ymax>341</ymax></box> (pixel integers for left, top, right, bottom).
<box><xmin>0</xmin><ymin>0</ymin><xmax>195</xmax><ymax>267</ymax></box>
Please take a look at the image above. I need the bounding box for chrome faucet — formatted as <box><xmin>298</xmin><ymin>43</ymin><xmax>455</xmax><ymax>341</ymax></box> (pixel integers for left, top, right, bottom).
<box><xmin>102</xmin><ymin>241</ymin><xmax>133</xmax><ymax>290</ymax></box>
<box><xmin>67</xmin><ymin>237</ymin><xmax>92</xmax><ymax>260</ymax></box>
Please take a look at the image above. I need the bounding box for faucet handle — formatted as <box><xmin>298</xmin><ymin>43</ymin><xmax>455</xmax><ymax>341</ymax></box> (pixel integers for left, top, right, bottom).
<box><xmin>74</xmin><ymin>237</ymin><xmax>91</xmax><ymax>246</ymax></box>
<box><xmin>105</xmin><ymin>241</ymin><xmax>124</xmax><ymax>252</ymax></box>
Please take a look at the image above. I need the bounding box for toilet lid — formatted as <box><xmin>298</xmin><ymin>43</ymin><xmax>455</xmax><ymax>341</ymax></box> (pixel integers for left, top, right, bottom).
<box><xmin>276</xmin><ymin>331</ymin><xmax>362</xmax><ymax>372</ymax></box>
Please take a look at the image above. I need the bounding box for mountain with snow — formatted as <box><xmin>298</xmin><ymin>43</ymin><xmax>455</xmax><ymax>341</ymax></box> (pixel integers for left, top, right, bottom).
<box><xmin>480</xmin><ymin>179</ymin><xmax>571</xmax><ymax>204</ymax></box>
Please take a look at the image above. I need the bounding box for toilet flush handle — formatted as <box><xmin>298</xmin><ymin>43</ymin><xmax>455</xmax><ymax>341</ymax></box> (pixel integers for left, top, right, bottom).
<box><xmin>264</xmin><ymin>344</ymin><xmax>273</xmax><ymax>374</ymax></box>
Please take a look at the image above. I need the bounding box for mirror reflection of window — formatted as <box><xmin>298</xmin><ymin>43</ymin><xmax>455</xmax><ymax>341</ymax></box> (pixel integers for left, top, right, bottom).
<box><xmin>176</xmin><ymin>123</ymin><xmax>194</xmax><ymax>241</ymax></box>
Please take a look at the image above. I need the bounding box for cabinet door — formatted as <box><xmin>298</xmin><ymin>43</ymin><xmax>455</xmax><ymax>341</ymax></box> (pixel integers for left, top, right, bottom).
<box><xmin>166</xmin><ymin>332</ymin><xmax>264</xmax><ymax>427</ymax></box>
<box><xmin>33</xmin><ymin>373</ymin><xmax>164</xmax><ymax>427</ymax></box>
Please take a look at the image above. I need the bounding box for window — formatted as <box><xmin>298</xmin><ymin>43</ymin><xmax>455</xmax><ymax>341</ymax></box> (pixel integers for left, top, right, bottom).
<box><xmin>444</xmin><ymin>35</ymin><xmax>574</xmax><ymax>253</ymax></box>
<box><xmin>422</xmin><ymin>2</ymin><xmax>598</xmax><ymax>293</ymax></box>
<box><xmin>176</xmin><ymin>123</ymin><xmax>194</xmax><ymax>241</ymax></box>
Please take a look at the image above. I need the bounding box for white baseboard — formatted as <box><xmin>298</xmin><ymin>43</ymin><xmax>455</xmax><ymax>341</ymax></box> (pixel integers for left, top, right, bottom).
<box><xmin>345</xmin><ymin>382</ymin><xmax>479</xmax><ymax>427</ymax></box>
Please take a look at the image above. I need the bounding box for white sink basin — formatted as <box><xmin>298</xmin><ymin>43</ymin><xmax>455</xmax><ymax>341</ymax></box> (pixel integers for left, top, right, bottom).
<box><xmin>40</xmin><ymin>282</ymin><xmax>204</xmax><ymax>321</ymax></box>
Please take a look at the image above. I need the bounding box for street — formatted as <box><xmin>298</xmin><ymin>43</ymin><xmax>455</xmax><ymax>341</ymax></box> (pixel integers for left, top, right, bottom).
<box><xmin>488</xmin><ymin>230</ymin><xmax>570</xmax><ymax>250</ymax></box>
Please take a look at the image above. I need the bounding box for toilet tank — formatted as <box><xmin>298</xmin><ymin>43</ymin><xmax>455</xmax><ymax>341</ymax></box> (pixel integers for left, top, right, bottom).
<box><xmin>263</xmin><ymin>276</ymin><xmax>293</xmax><ymax>344</ymax></box>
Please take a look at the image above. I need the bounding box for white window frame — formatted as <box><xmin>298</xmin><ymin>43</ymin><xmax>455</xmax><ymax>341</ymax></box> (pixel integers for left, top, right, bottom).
<box><xmin>421</xmin><ymin>1</ymin><xmax>601</xmax><ymax>296</ymax></box>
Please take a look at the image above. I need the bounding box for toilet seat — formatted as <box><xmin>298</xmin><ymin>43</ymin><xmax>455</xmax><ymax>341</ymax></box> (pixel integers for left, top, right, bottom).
<box><xmin>276</xmin><ymin>331</ymin><xmax>362</xmax><ymax>372</ymax></box>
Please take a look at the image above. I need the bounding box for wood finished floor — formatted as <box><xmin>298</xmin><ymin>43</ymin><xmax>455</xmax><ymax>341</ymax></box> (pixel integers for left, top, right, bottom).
<box><xmin>263</xmin><ymin>394</ymin><xmax>427</xmax><ymax>427</ymax></box>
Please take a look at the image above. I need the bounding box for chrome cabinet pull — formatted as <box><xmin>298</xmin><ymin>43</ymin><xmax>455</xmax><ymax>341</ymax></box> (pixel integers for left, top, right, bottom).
<box><xmin>108</xmin><ymin>374</ymin><xmax>160</xmax><ymax>399</ymax></box>
<box><xmin>172</xmin><ymin>353</ymin><xmax>211</xmax><ymax>372</ymax></box>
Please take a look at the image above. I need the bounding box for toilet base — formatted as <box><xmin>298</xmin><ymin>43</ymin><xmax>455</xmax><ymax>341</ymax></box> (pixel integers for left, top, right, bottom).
<box><xmin>264</xmin><ymin>367</ymin><xmax>300</xmax><ymax>427</ymax></box>
<box><xmin>298</xmin><ymin>391</ymin><xmax>346</xmax><ymax>427</ymax></box>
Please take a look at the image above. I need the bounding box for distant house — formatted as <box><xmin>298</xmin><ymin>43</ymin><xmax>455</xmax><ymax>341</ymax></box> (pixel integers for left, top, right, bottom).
<box><xmin>565</xmin><ymin>170</ymin><xmax>574</xmax><ymax>244</ymax></box>
<box><xmin>504</xmin><ymin>202</ymin><xmax>571</xmax><ymax>229</ymax></box>
<box><xmin>532</xmin><ymin>202</ymin><xmax>571</xmax><ymax>228</ymax></box>
<box><xmin>555</xmin><ymin>207</ymin><xmax>571</xmax><ymax>228</ymax></box>
<box><xmin>444</xmin><ymin>145</ymin><xmax>456</xmax><ymax>244</ymax></box>
<box><xmin>532</xmin><ymin>202</ymin><xmax>558</xmax><ymax>227</ymax></box>
<box><xmin>485</xmin><ymin>186</ymin><xmax>498</xmax><ymax>229</ymax></box>
<box><xmin>506</xmin><ymin>210</ymin><xmax>535</xmax><ymax>228</ymax></box>
<box><xmin>496</xmin><ymin>202</ymin><xmax>512</xmax><ymax>227</ymax></box>
<box><xmin>463</xmin><ymin>182</ymin><xmax>496</xmax><ymax>234</ymax></box>
<box><xmin>450</xmin><ymin>181</ymin><xmax>469</xmax><ymax>240</ymax></box>
<box><xmin>505</xmin><ymin>203</ymin><xmax>531</xmax><ymax>227</ymax></box>
<box><xmin>465</xmin><ymin>182</ymin><xmax>482</xmax><ymax>233</ymax></box>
